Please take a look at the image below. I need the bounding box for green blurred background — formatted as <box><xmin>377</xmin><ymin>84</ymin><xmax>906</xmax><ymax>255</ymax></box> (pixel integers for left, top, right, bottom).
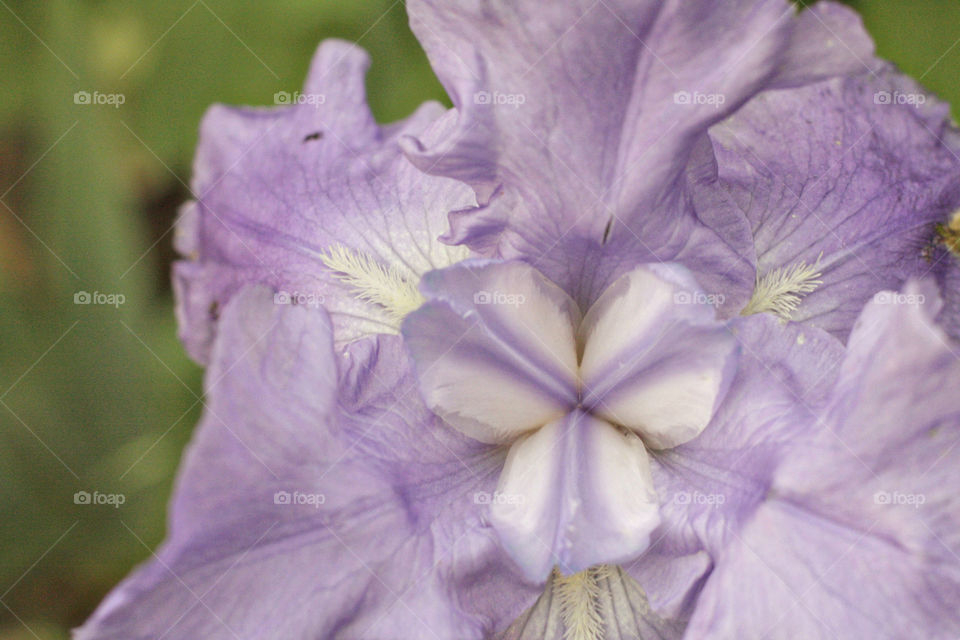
<box><xmin>0</xmin><ymin>1</ymin><xmax>958</xmax><ymax>637</ymax></box>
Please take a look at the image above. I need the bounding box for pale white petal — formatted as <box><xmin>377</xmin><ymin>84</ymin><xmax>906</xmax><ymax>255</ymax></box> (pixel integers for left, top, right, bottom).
<box><xmin>403</xmin><ymin>260</ymin><xmax>580</xmax><ymax>443</ymax></box>
<box><xmin>578</xmin><ymin>263</ymin><xmax>712</xmax><ymax>378</ymax></box>
<box><xmin>592</xmin><ymin>344</ymin><xmax>734</xmax><ymax>450</ymax></box>
<box><xmin>490</xmin><ymin>411</ymin><xmax>660</xmax><ymax>580</ymax></box>
<box><xmin>578</xmin><ymin>264</ymin><xmax>737</xmax><ymax>448</ymax></box>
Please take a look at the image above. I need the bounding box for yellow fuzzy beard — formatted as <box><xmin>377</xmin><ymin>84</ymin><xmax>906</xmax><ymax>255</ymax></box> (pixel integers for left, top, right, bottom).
<box><xmin>319</xmin><ymin>244</ymin><xmax>426</xmax><ymax>324</ymax></box>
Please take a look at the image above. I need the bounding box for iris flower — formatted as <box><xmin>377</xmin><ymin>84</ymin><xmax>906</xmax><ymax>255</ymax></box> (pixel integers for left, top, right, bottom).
<box><xmin>79</xmin><ymin>1</ymin><xmax>960</xmax><ymax>638</ymax></box>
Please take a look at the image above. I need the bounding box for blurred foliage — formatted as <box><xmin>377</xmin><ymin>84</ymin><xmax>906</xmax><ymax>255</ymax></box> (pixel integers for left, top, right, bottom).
<box><xmin>844</xmin><ymin>0</ymin><xmax>960</xmax><ymax>116</ymax></box>
<box><xmin>0</xmin><ymin>1</ymin><xmax>958</xmax><ymax>638</ymax></box>
<box><xmin>0</xmin><ymin>1</ymin><xmax>442</xmax><ymax>638</ymax></box>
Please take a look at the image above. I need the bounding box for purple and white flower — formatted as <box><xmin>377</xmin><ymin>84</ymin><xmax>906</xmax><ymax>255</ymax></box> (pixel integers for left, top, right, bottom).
<box><xmin>79</xmin><ymin>1</ymin><xmax>960</xmax><ymax>638</ymax></box>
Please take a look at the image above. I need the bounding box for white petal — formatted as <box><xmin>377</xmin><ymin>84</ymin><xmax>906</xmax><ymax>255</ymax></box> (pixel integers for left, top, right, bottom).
<box><xmin>490</xmin><ymin>411</ymin><xmax>660</xmax><ymax>580</ymax></box>
<box><xmin>579</xmin><ymin>264</ymin><xmax>713</xmax><ymax>378</ymax></box>
<box><xmin>579</xmin><ymin>264</ymin><xmax>737</xmax><ymax>448</ymax></box>
<box><xmin>403</xmin><ymin>260</ymin><xmax>581</xmax><ymax>443</ymax></box>
<box><xmin>591</xmin><ymin>337</ymin><xmax>736</xmax><ymax>449</ymax></box>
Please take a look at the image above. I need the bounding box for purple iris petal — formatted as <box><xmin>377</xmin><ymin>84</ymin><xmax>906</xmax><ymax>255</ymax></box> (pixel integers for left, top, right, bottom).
<box><xmin>623</xmin><ymin>313</ymin><xmax>844</xmax><ymax>620</ymax></box>
<box><xmin>77</xmin><ymin>287</ymin><xmax>540</xmax><ymax>639</ymax></box>
<box><xmin>175</xmin><ymin>40</ymin><xmax>476</xmax><ymax>362</ymax></box>
<box><xmin>710</xmin><ymin>64</ymin><xmax>960</xmax><ymax>338</ymax></box>
<box><xmin>687</xmin><ymin>280</ymin><xmax>960</xmax><ymax>637</ymax></box>
<box><xmin>767</xmin><ymin>2</ymin><xmax>879</xmax><ymax>89</ymax></box>
<box><xmin>402</xmin><ymin>0</ymin><xmax>874</xmax><ymax>311</ymax></box>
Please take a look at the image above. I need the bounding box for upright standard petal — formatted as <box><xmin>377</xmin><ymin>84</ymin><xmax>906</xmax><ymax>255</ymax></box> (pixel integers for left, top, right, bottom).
<box><xmin>767</xmin><ymin>1</ymin><xmax>879</xmax><ymax>89</ymax></box>
<box><xmin>77</xmin><ymin>287</ymin><xmax>540</xmax><ymax>640</ymax></box>
<box><xmin>175</xmin><ymin>39</ymin><xmax>475</xmax><ymax>362</ymax></box>
<box><xmin>405</xmin><ymin>0</ymin><xmax>792</xmax><ymax>222</ymax></box>
<box><xmin>687</xmin><ymin>282</ymin><xmax>960</xmax><ymax>638</ymax></box>
<box><xmin>711</xmin><ymin>66</ymin><xmax>960</xmax><ymax>339</ymax></box>
<box><xmin>403</xmin><ymin>0</ymin><xmax>869</xmax><ymax>310</ymax></box>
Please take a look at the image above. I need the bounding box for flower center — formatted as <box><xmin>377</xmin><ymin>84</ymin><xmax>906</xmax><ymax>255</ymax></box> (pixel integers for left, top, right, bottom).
<box><xmin>402</xmin><ymin>260</ymin><xmax>739</xmax><ymax>580</ymax></box>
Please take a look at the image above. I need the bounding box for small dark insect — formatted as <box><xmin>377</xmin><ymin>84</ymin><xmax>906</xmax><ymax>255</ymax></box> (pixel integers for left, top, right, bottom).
<box><xmin>303</xmin><ymin>131</ymin><xmax>324</xmax><ymax>142</ymax></box>
<box><xmin>208</xmin><ymin>300</ymin><xmax>220</xmax><ymax>321</ymax></box>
